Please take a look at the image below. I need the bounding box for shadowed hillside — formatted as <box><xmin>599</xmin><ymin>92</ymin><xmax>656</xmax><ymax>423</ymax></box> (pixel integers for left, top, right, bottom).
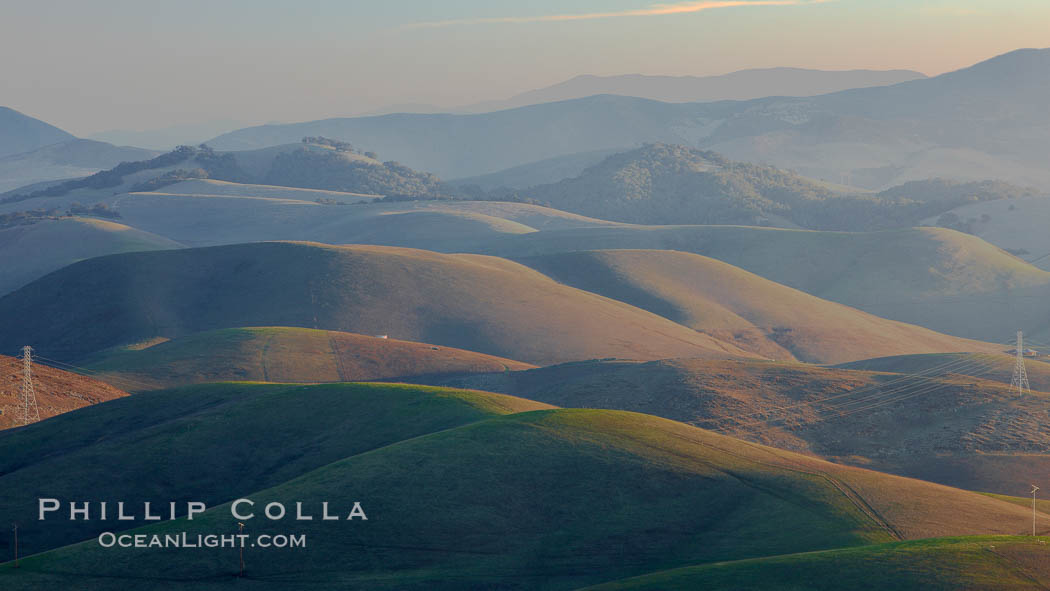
<box><xmin>82</xmin><ymin>326</ymin><xmax>534</xmax><ymax>390</ymax></box>
<box><xmin>519</xmin><ymin>249</ymin><xmax>992</xmax><ymax>363</ymax></box>
<box><xmin>0</xmin><ymin>217</ymin><xmax>182</xmax><ymax>294</ymax></box>
<box><xmin>0</xmin><ymin>382</ymin><xmax>552</xmax><ymax>557</ymax></box>
<box><xmin>0</xmin><ymin>242</ymin><xmax>754</xmax><ymax>364</ymax></box>
<box><xmin>1</xmin><ymin>408</ymin><xmax>1043</xmax><ymax>589</ymax></box>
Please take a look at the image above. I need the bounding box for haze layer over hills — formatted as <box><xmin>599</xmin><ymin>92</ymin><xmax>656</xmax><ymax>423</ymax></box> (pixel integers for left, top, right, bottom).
<box><xmin>461</xmin><ymin>67</ymin><xmax>927</xmax><ymax>112</ymax></box>
<box><xmin>209</xmin><ymin>49</ymin><xmax>1050</xmax><ymax>188</ymax></box>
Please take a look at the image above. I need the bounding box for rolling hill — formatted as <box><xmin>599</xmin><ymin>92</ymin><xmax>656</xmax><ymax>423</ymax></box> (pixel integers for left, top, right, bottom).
<box><xmin>518</xmin><ymin>249</ymin><xmax>992</xmax><ymax>363</ymax></box>
<box><xmin>510</xmin><ymin>144</ymin><xmax>1039</xmax><ymax>230</ymax></box>
<box><xmin>585</xmin><ymin>536</ymin><xmax>1050</xmax><ymax>590</ymax></box>
<box><xmin>479</xmin><ymin>225</ymin><xmax>1050</xmax><ymax>342</ymax></box>
<box><xmin>0</xmin><ymin>107</ymin><xmax>74</xmax><ymax>159</ymax></box>
<box><xmin>0</xmin><ymin>216</ymin><xmax>182</xmax><ymax>295</ymax></box>
<box><xmin>0</xmin><ymin>354</ymin><xmax>128</xmax><ymax>430</ymax></box>
<box><xmin>1</xmin><ymin>408</ymin><xmax>1044</xmax><ymax>589</ymax></box>
<box><xmin>81</xmin><ymin>326</ymin><xmax>534</xmax><ymax>390</ymax></box>
<box><xmin>0</xmin><ymin>382</ymin><xmax>552</xmax><ymax>557</ymax></box>
<box><xmin>0</xmin><ymin>241</ymin><xmax>754</xmax><ymax>364</ymax></box>
<box><xmin>0</xmin><ymin>140</ymin><xmax>442</xmax><ymax>215</ymax></box>
<box><xmin>207</xmin><ymin>49</ymin><xmax>1050</xmax><ymax>188</ymax></box>
<box><xmin>921</xmin><ymin>194</ymin><xmax>1050</xmax><ymax>270</ymax></box>
<box><xmin>109</xmin><ymin>184</ymin><xmax>620</xmax><ymax>247</ymax></box>
<box><xmin>463</xmin><ymin>67</ymin><xmax>927</xmax><ymax>112</ymax></box>
<box><xmin>427</xmin><ymin>357</ymin><xmax>1050</xmax><ymax>496</ymax></box>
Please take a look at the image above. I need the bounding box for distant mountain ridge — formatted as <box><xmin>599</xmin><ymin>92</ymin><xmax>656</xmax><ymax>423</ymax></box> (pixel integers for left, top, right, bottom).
<box><xmin>462</xmin><ymin>67</ymin><xmax>927</xmax><ymax>112</ymax></box>
<box><xmin>208</xmin><ymin>48</ymin><xmax>1050</xmax><ymax>188</ymax></box>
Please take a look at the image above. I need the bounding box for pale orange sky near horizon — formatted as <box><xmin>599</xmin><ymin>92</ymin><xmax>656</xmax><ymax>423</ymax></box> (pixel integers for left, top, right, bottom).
<box><xmin>1</xmin><ymin>0</ymin><xmax>1047</xmax><ymax>136</ymax></box>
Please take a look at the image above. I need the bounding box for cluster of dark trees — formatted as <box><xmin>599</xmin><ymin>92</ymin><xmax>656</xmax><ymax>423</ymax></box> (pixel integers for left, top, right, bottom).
<box><xmin>301</xmin><ymin>137</ymin><xmax>378</xmax><ymax>160</ymax></box>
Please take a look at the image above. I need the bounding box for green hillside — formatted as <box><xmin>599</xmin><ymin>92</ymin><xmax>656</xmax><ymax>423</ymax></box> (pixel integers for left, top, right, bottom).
<box><xmin>427</xmin><ymin>357</ymin><xmax>1050</xmax><ymax>496</ymax></box>
<box><xmin>2</xmin><ymin>409</ymin><xmax>1042</xmax><ymax>589</ymax></box>
<box><xmin>83</xmin><ymin>326</ymin><xmax>534</xmax><ymax>390</ymax></box>
<box><xmin>520</xmin><ymin>249</ymin><xmax>992</xmax><ymax>363</ymax></box>
<box><xmin>0</xmin><ymin>381</ymin><xmax>551</xmax><ymax>556</ymax></box>
<box><xmin>585</xmin><ymin>537</ymin><xmax>1050</xmax><ymax>590</ymax></box>
<box><xmin>0</xmin><ymin>217</ymin><xmax>182</xmax><ymax>294</ymax></box>
<box><xmin>480</xmin><ymin>225</ymin><xmax>1050</xmax><ymax>341</ymax></box>
<box><xmin>0</xmin><ymin>241</ymin><xmax>753</xmax><ymax>364</ymax></box>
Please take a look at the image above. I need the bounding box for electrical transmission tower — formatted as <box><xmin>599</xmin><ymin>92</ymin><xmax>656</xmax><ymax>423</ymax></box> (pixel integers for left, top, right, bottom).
<box><xmin>1011</xmin><ymin>331</ymin><xmax>1032</xmax><ymax>396</ymax></box>
<box><xmin>16</xmin><ymin>346</ymin><xmax>41</xmax><ymax>426</ymax></box>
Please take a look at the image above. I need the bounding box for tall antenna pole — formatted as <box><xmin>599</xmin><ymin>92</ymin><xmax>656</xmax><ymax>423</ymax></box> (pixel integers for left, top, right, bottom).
<box><xmin>238</xmin><ymin>522</ymin><xmax>245</xmax><ymax>577</ymax></box>
<box><xmin>1033</xmin><ymin>485</ymin><xmax>1040</xmax><ymax>537</ymax></box>
<box><xmin>18</xmin><ymin>346</ymin><xmax>41</xmax><ymax>426</ymax></box>
<box><xmin>1011</xmin><ymin>331</ymin><xmax>1032</xmax><ymax>396</ymax></box>
<box><xmin>12</xmin><ymin>523</ymin><xmax>17</xmax><ymax>568</ymax></box>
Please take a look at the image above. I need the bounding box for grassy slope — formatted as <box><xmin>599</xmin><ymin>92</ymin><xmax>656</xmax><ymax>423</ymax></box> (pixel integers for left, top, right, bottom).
<box><xmin>584</xmin><ymin>536</ymin><xmax>1050</xmax><ymax>590</ymax></box>
<box><xmin>0</xmin><ymin>242</ymin><xmax>754</xmax><ymax>364</ymax></box>
<box><xmin>0</xmin><ymin>217</ymin><xmax>182</xmax><ymax>294</ymax></box>
<box><xmin>2</xmin><ymin>409</ymin><xmax>1043</xmax><ymax>590</ymax></box>
<box><xmin>0</xmin><ymin>354</ymin><xmax>127</xmax><ymax>430</ymax></box>
<box><xmin>520</xmin><ymin>249</ymin><xmax>994</xmax><ymax>363</ymax></box>
<box><xmin>0</xmin><ymin>382</ymin><xmax>552</xmax><ymax>557</ymax></box>
<box><xmin>82</xmin><ymin>326</ymin><xmax>534</xmax><ymax>391</ymax></box>
<box><xmin>478</xmin><ymin>225</ymin><xmax>1050</xmax><ymax>341</ymax></box>
<box><xmin>428</xmin><ymin>357</ymin><xmax>1050</xmax><ymax>496</ymax></box>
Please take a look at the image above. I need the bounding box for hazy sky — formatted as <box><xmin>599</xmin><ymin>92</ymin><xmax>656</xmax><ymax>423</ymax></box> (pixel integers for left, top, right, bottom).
<box><xmin>2</xmin><ymin>0</ymin><xmax>1048</xmax><ymax>136</ymax></box>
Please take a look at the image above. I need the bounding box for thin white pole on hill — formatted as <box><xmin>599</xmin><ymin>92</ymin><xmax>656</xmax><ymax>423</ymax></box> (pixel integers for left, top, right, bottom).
<box><xmin>12</xmin><ymin>523</ymin><xmax>17</xmax><ymax>568</ymax></box>
<box><xmin>1033</xmin><ymin>485</ymin><xmax>1040</xmax><ymax>536</ymax></box>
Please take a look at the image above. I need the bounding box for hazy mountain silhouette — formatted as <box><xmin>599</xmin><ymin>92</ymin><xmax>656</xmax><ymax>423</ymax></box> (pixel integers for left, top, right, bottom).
<box><xmin>208</xmin><ymin>48</ymin><xmax>1050</xmax><ymax>188</ymax></box>
<box><xmin>0</xmin><ymin>106</ymin><xmax>75</xmax><ymax>158</ymax></box>
<box><xmin>461</xmin><ymin>68</ymin><xmax>926</xmax><ymax>112</ymax></box>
